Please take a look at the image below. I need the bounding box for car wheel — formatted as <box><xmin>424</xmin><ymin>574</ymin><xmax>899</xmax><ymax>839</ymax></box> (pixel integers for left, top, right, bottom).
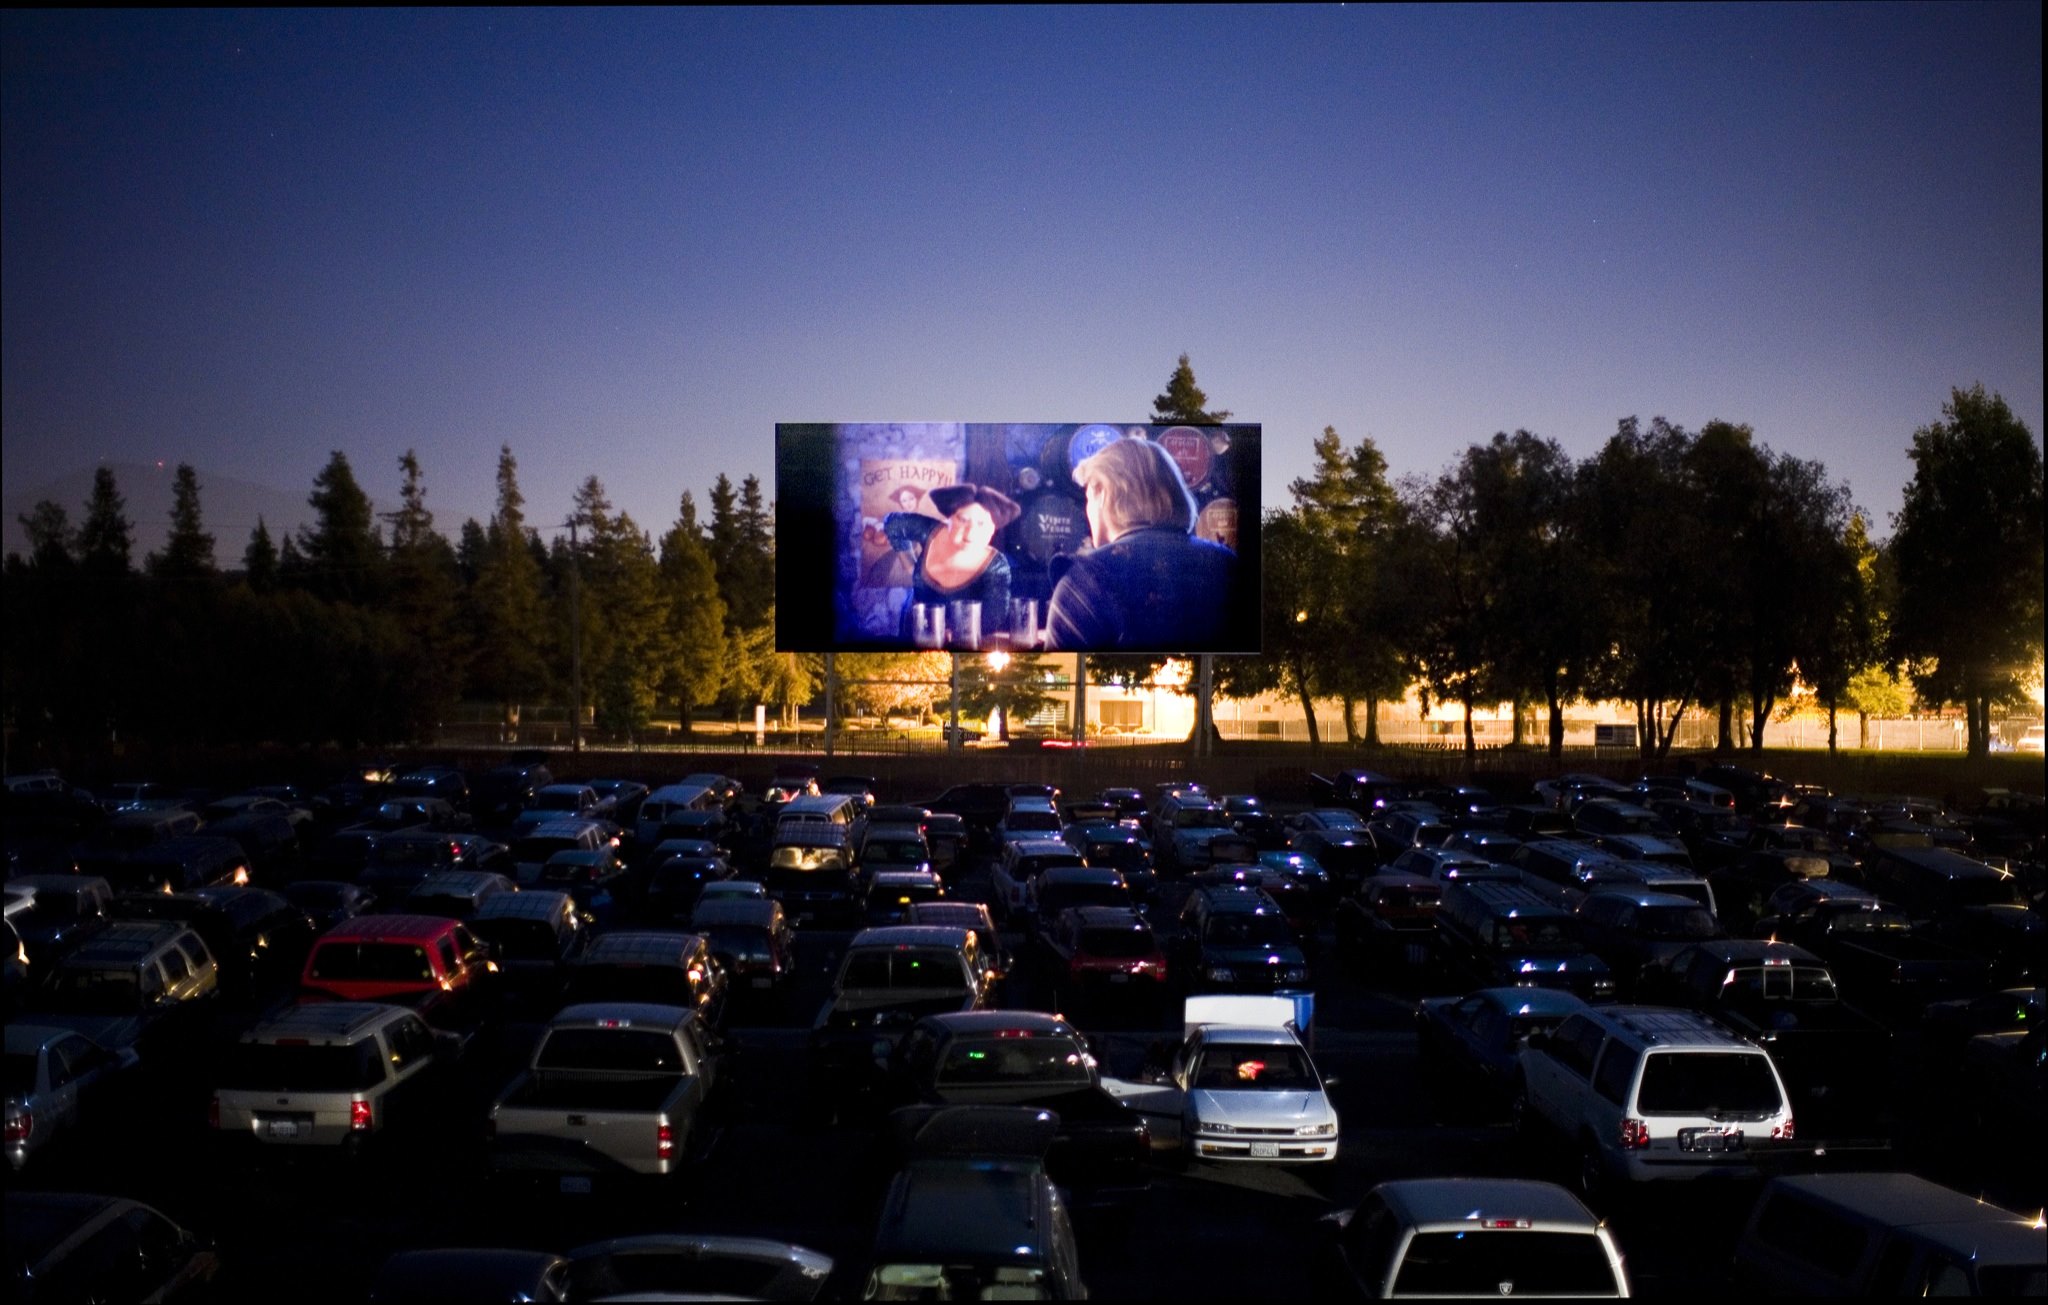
<box><xmin>1575</xmin><ymin>1138</ymin><xmax>1608</xmax><ymax>1206</ymax></box>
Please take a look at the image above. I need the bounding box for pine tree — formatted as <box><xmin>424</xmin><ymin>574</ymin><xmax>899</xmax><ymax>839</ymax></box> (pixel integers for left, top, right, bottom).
<box><xmin>244</xmin><ymin>519</ymin><xmax>279</xmax><ymax>592</ymax></box>
<box><xmin>76</xmin><ymin>467</ymin><xmax>134</xmax><ymax>580</ymax></box>
<box><xmin>468</xmin><ymin>446</ymin><xmax>552</xmax><ymax>726</ymax></box>
<box><xmin>18</xmin><ymin>502</ymin><xmax>74</xmax><ymax>570</ymax></box>
<box><xmin>1152</xmin><ymin>354</ymin><xmax>1231</xmax><ymax>424</ymax></box>
<box><xmin>152</xmin><ymin>464</ymin><xmax>217</xmax><ymax>580</ymax></box>
<box><xmin>658</xmin><ymin>493</ymin><xmax>728</xmax><ymax>735</ymax></box>
<box><xmin>297</xmin><ymin>451</ymin><xmax>382</xmax><ymax>603</ymax></box>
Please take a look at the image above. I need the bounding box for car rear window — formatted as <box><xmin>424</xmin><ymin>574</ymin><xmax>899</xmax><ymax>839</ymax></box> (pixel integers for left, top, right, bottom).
<box><xmin>1636</xmin><ymin>906</ymin><xmax>1721</xmax><ymax>940</ymax></box>
<box><xmin>536</xmin><ymin>1028</ymin><xmax>682</xmax><ymax>1073</ymax></box>
<box><xmin>1393</xmin><ymin>1230</ymin><xmax>1620</xmax><ymax>1296</ymax></box>
<box><xmin>511</xmin><ymin>836</ymin><xmax>580</xmax><ymax>864</ymax></box>
<box><xmin>1079</xmin><ymin>928</ymin><xmax>1154</xmax><ymax>958</ymax></box>
<box><xmin>468</xmin><ymin>918</ymin><xmax>559</xmax><ymax>960</ymax></box>
<box><xmin>839</xmin><ymin>947</ymin><xmax>967</xmax><ymax>990</ymax></box>
<box><xmin>937</xmin><ymin>1037</ymin><xmax>1091</xmax><ymax>1086</ymax></box>
<box><xmin>1636</xmin><ymin>1051</ymin><xmax>1782</xmax><ymax>1116</ymax></box>
<box><xmin>224</xmin><ymin>1041</ymin><xmax>385</xmax><ymax>1091</ymax></box>
<box><xmin>565</xmin><ymin>966</ymin><xmax>693</xmax><ymax>1007</ymax></box>
<box><xmin>1203</xmin><ymin>914</ymin><xmax>1295</xmax><ymax>947</ymax></box>
<box><xmin>700</xmin><ymin>925</ymin><xmax>771</xmax><ymax>965</ymax></box>
<box><xmin>308</xmin><ymin>942</ymin><xmax>436</xmax><ymax>984</ymax></box>
<box><xmin>1038</xmin><ymin>884</ymin><xmax>1128</xmax><ymax>914</ymax></box>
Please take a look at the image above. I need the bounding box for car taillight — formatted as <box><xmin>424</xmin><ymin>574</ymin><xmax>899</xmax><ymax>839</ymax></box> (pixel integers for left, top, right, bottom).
<box><xmin>350</xmin><ymin>1100</ymin><xmax>373</xmax><ymax>1132</ymax></box>
<box><xmin>4</xmin><ymin>1111</ymin><xmax>30</xmax><ymax>1144</ymax></box>
<box><xmin>656</xmin><ymin>1121</ymin><xmax>675</xmax><ymax>1162</ymax></box>
<box><xmin>207</xmin><ymin>1095</ymin><xmax>220</xmax><ymax>1130</ymax></box>
<box><xmin>1620</xmin><ymin>1118</ymin><xmax>1650</xmax><ymax>1149</ymax></box>
<box><xmin>1772</xmin><ymin>1117</ymin><xmax>1795</xmax><ymax>1141</ymax></box>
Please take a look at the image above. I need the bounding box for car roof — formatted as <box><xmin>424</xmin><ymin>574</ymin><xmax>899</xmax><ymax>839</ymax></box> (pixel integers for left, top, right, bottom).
<box><xmin>850</xmin><ymin>925</ymin><xmax>972</xmax><ymax>949</ymax></box>
<box><xmin>550</xmin><ymin>1001</ymin><xmax>697</xmax><ymax>1029</ymax></box>
<box><xmin>1066</xmin><ymin>905</ymin><xmax>1148</xmax><ymax>928</ymax></box>
<box><xmin>1762</xmin><ymin>1174</ymin><xmax>2046</xmax><ymax>1261</ymax></box>
<box><xmin>473</xmin><ymin>890</ymin><xmax>574</xmax><ymax>922</ymax></box>
<box><xmin>922</xmin><ymin>1010</ymin><xmax>1077</xmax><ymax>1037</ymax></box>
<box><xmin>1372</xmin><ymin>1178</ymin><xmax>1601</xmax><ymax>1229</ymax></box>
<box><xmin>1581</xmin><ymin>889</ymin><xmax>1710</xmax><ymax>911</ymax></box>
<box><xmin>1038</xmin><ymin>865</ymin><xmax>1123</xmax><ymax>885</ymax></box>
<box><xmin>1684</xmin><ymin>938</ymin><xmax>1824</xmax><ymax>966</ymax></box>
<box><xmin>581</xmin><ymin>931</ymin><xmax>704</xmax><ymax>962</ymax></box>
<box><xmin>690</xmin><ymin>899</ymin><xmax>780</xmax><ymax>927</ymax></box>
<box><xmin>1469</xmin><ymin>987</ymin><xmax>1592</xmax><ymax>1018</ymax></box>
<box><xmin>318</xmin><ymin>913</ymin><xmax>464</xmax><ymax>943</ymax></box>
<box><xmin>248</xmin><ymin>1001</ymin><xmax>403</xmax><ymax>1042</ymax></box>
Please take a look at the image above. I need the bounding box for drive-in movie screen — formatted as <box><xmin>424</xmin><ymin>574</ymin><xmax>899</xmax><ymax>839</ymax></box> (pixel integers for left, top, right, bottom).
<box><xmin>776</xmin><ymin>423</ymin><xmax>1262</xmax><ymax>654</ymax></box>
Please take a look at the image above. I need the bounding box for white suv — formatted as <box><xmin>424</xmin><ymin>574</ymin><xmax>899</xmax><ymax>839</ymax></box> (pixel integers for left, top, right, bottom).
<box><xmin>1515</xmin><ymin>1006</ymin><xmax>1793</xmax><ymax>1199</ymax></box>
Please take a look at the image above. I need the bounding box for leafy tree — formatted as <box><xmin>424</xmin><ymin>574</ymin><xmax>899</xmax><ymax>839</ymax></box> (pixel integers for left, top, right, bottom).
<box><xmin>1844</xmin><ymin>666</ymin><xmax>1911</xmax><ymax>748</ymax></box>
<box><xmin>1152</xmin><ymin>354</ymin><xmax>1231</xmax><ymax>424</ymax></box>
<box><xmin>151</xmin><ymin>464</ymin><xmax>217</xmax><ymax>581</ymax></box>
<box><xmin>1579</xmin><ymin>417</ymin><xmax>1714</xmax><ymax>760</ymax></box>
<box><xmin>1246</xmin><ymin>511</ymin><xmax>1331</xmax><ymax>745</ymax></box>
<box><xmin>296</xmin><ymin>451</ymin><xmax>382</xmax><ymax>604</ymax></box>
<box><xmin>1889</xmin><ymin>385</ymin><xmax>2046</xmax><ymax>757</ymax></box>
<box><xmin>958</xmin><ymin>653</ymin><xmax>1060</xmax><ymax>740</ymax></box>
<box><xmin>468</xmin><ymin>446</ymin><xmax>553</xmax><ymax>727</ymax></box>
<box><xmin>1739</xmin><ymin>449</ymin><xmax>1857</xmax><ymax>752</ymax></box>
<box><xmin>1795</xmin><ymin>510</ymin><xmax>1879</xmax><ymax>755</ymax></box>
<box><xmin>833</xmin><ymin>652</ymin><xmax>951</xmax><ymax>722</ymax></box>
<box><xmin>657</xmin><ymin>497</ymin><xmax>728</xmax><ymax>734</ymax></box>
<box><xmin>17</xmin><ymin>501</ymin><xmax>73</xmax><ymax>570</ymax></box>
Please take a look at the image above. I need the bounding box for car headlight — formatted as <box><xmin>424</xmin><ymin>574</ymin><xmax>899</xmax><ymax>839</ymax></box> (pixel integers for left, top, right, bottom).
<box><xmin>1296</xmin><ymin>1122</ymin><xmax>1338</xmax><ymax>1137</ymax></box>
<box><xmin>1206</xmin><ymin>966</ymin><xmax>1236</xmax><ymax>983</ymax></box>
<box><xmin>1592</xmin><ymin>978</ymin><xmax>1615</xmax><ymax>994</ymax></box>
<box><xmin>1202</xmin><ymin>1121</ymin><xmax>1236</xmax><ymax>1135</ymax></box>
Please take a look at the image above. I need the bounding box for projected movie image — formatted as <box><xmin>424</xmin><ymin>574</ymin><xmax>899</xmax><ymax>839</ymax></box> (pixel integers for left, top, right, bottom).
<box><xmin>776</xmin><ymin>423</ymin><xmax>1261</xmax><ymax>654</ymax></box>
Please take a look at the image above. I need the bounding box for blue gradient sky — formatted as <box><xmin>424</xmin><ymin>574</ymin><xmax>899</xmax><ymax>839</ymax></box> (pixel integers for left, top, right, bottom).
<box><xmin>4</xmin><ymin>6</ymin><xmax>2040</xmax><ymax>550</ymax></box>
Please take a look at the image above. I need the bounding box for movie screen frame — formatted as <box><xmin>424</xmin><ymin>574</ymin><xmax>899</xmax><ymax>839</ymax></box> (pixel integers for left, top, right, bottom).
<box><xmin>776</xmin><ymin>423</ymin><xmax>1261</xmax><ymax>655</ymax></box>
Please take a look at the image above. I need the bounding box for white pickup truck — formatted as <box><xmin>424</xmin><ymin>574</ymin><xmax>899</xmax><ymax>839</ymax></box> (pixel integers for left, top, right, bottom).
<box><xmin>487</xmin><ymin>1002</ymin><xmax>722</xmax><ymax>1193</ymax></box>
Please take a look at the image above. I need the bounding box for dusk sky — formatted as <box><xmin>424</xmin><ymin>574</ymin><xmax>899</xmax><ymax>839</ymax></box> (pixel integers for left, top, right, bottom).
<box><xmin>4</xmin><ymin>6</ymin><xmax>2041</xmax><ymax>556</ymax></box>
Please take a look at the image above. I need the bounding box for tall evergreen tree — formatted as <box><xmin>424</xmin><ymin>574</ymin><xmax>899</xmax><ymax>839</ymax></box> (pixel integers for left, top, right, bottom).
<box><xmin>76</xmin><ymin>466</ymin><xmax>134</xmax><ymax>580</ymax></box>
<box><xmin>151</xmin><ymin>463</ymin><xmax>217</xmax><ymax>580</ymax></box>
<box><xmin>1152</xmin><ymin>354</ymin><xmax>1231</xmax><ymax>423</ymax></box>
<box><xmin>380</xmin><ymin>450</ymin><xmax>466</xmax><ymax>739</ymax></box>
<box><xmin>297</xmin><ymin>451</ymin><xmax>382</xmax><ymax>603</ymax></box>
<box><xmin>469</xmin><ymin>446</ymin><xmax>553</xmax><ymax>728</ymax></box>
<box><xmin>244</xmin><ymin>519</ymin><xmax>279</xmax><ymax>592</ymax></box>
<box><xmin>657</xmin><ymin>494</ymin><xmax>728</xmax><ymax>735</ymax></box>
<box><xmin>18</xmin><ymin>501</ymin><xmax>74</xmax><ymax>570</ymax></box>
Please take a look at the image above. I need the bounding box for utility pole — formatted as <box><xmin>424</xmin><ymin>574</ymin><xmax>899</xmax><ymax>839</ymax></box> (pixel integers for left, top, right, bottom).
<box><xmin>824</xmin><ymin>653</ymin><xmax>837</xmax><ymax>757</ymax></box>
<box><xmin>565</xmin><ymin>517</ymin><xmax>584</xmax><ymax>754</ymax></box>
<box><xmin>949</xmin><ymin>653</ymin><xmax>962</xmax><ymax>752</ymax></box>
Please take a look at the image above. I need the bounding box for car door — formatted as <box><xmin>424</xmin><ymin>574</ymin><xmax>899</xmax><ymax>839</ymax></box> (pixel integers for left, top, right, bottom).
<box><xmin>1099</xmin><ymin>1037</ymin><xmax>1190</xmax><ymax>1148</ymax></box>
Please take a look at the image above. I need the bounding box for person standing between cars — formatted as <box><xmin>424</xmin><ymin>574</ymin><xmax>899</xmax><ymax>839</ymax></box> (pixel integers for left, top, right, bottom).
<box><xmin>884</xmin><ymin>483</ymin><xmax>1019</xmax><ymax>644</ymax></box>
<box><xmin>1045</xmin><ymin>438</ymin><xmax>1237</xmax><ymax>651</ymax></box>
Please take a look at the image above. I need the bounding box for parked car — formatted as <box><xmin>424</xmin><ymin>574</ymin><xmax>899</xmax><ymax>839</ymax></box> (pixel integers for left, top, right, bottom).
<box><xmin>1109</xmin><ymin>995</ymin><xmax>1339</xmax><ymax>1164</ymax></box>
<box><xmin>368</xmin><ymin>1249</ymin><xmax>569</xmax><ymax>1305</ymax></box>
<box><xmin>1572</xmin><ymin>889</ymin><xmax>1725</xmax><ymax>995</ymax></box>
<box><xmin>863</xmin><ymin>1105</ymin><xmax>1087</xmax><ymax>1301</ymax></box>
<box><xmin>811</xmin><ymin>926</ymin><xmax>989</xmax><ymax>1116</ymax></box>
<box><xmin>1434</xmin><ymin>881</ymin><xmax>1615</xmax><ymax>1002</ymax></box>
<box><xmin>561</xmin><ymin>1234</ymin><xmax>834</xmax><ymax>1303</ymax></box>
<box><xmin>1167</xmin><ymin>885</ymin><xmax>1311</xmax><ymax>996</ymax></box>
<box><xmin>298</xmin><ymin>913</ymin><xmax>497</xmax><ymax>1033</ymax></box>
<box><xmin>1037</xmin><ymin>905</ymin><xmax>1169</xmax><ymax>1009</ymax></box>
<box><xmin>4</xmin><ymin>1025</ymin><xmax>139</xmax><ymax>1171</ymax></box>
<box><xmin>563</xmin><ymin>931</ymin><xmax>730</xmax><ymax>1030</ymax></box>
<box><xmin>1732</xmin><ymin>1172</ymin><xmax>2045</xmax><ymax>1296</ymax></box>
<box><xmin>689</xmin><ymin>897</ymin><xmax>796</xmax><ymax>993</ymax></box>
<box><xmin>3</xmin><ymin>1190</ymin><xmax>218</xmax><ymax>1305</ymax></box>
<box><xmin>1335</xmin><ymin>872</ymin><xmax>1443</xmax><ymax>976</ymax></box>
<box><xmin>1323</xmin><ymin>1178</ymin><xmax>1630</xmax><ymax>1298</ymax></box>
<box><xmin>488</xmin><ymin>1001</ymin><xmax>725</xmax><ymax>1192</ymax></box>
<box><xmin>1415</xmin><ymin>988</ymin><xmax>1591</xmax><ymax>1119</ymax></box>
<box><xmin>466</xmin><ymin>890</ymin><xmax>589</xmax><ymax>1013</ymax></box>
<box><xmin>33</xmin><ymin>921</ymin><xmax>219</xmax><ymax>1059</ymax></box>
<box><xmin>1515</xmin><ymin>1005</ymin><xmax>1796</xmax><ymax>1199</ymax></box>
<box><xmin>210</xmin><ymin>1002</ymin><xmax>456</xmax><ymax>1159</ymax></box>
<box><xmin>4</xmin><ymin>875</ymin><xmax>113</xmax><ymax>967</ymax></box>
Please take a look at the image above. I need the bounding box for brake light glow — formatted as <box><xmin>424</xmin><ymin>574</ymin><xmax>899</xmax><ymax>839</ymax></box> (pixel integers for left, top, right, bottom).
<box><xmin>657</xmin><ymin>1121</ymin><xmax>675</xmax><ymax>1161</ymax></box>
<box><xmin>1620</xmin><ymin>1118</ymin><xmax>1650</xmax><ymax>1148</ymax></box>
<box><xmin>4</xmin><ymin>1111</ymin><xmax>30</xmax><ymax>1143</ymax></box>
<box><xmin>207</xmin><ymin>1095</ymin><xmax>219</xmax><ymax>1130</ymax></box>
<box><xmin>350</xmin><ymin>1100</ymin><xmax>372</xmax><ymax>1132</ymax></box>
<box><xmin>1772</xmin><ymin>1117</ymin><xmax>1795</xmax><ymax>1141</ymax></box>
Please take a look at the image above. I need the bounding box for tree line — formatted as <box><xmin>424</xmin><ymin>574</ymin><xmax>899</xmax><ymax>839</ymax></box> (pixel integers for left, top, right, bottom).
<box><xmin>4</xmin><ymin>365</ymin><xmax>2041</xmax><ymax>764</ymax></box>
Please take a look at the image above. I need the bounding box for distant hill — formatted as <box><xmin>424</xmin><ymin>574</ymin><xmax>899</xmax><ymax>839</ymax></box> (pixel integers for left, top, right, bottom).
<box><xmin>3</xmin><ymin>463</ymin><xmax>315</xmax><ymax>566</ymax></box>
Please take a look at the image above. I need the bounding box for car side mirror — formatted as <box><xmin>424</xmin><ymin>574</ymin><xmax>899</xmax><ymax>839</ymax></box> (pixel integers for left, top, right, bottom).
<box><xmin>1322</xmin><ymin>1074</ymin><xmax>1341</xmax><ymax>1089</ymax></box>
<box><xmin>1524</xmin><ymin>1031</ymin><xmax>1550</xmax><ymax>1052</ymax></box>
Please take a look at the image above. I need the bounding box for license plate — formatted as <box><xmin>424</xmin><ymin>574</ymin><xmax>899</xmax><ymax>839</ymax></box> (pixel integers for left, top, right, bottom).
<box><xmin>1681</xmin><ymin>1128</ymin><xmax>1743</xmax><ymax>1153</ymax></box>
<box><xmin>265</xmin><ymin>1120</ymin><xmax>299</xmax><ymax>1139</ymax></box>
<box><xmin>559</xmin><ymin>1175</ymin><xmax>593</xmax><ymax>1195</ymax></box>
<box><xmin>1404</xmin><ymin>944</ymin><xmax>1429</xmax><ymax>965</ymax></box>
<box><xmin>1249</xmin><ymin>1142</ymin><xmax>1280</xmax><ymax>1158</ymax></box>
<box><xmin>1108</xmin><ymin>972</ymin><xmax>1129</xmax><ymax>983</ymax></box>
<box><xmin>751</xmin><ymin>976</ymin><xmax>772</xmax><ymax>988</ymax></box>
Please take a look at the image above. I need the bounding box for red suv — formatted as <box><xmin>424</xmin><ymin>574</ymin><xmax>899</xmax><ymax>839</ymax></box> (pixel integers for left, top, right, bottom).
<box><xmin>299</xmin><ymin>913</ymin><xmax>496</xmax><ymax>1027</ymax></box>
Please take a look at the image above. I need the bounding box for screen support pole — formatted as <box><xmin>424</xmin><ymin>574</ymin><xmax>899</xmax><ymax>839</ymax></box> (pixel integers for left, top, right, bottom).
<box><xmin>1073</xmin><ymin>655</ymin><xmax>1087</xmax><ymax>745</ymax></box>
<box><xmin>824</xmin><ymin>652</ymin><xmax>836</xmax><ymax>757</ymax></box>
<box><xmin>949</xmin><ymin>653</ymin><xmax>962</xmax><ymax>752</ymax></box>
<box><xmin>1196</xmin><ymin>654</ymin><xmax>1215</xmax><ymax>759</ymax></box>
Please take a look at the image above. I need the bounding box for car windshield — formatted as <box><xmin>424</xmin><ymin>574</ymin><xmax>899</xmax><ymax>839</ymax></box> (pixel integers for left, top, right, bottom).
<box><xmin>1392</xmin><ymin>1231</ymin><xmax>1620</xmax><ymax>1296</ymax></box>
<box><xmin>1037</xmin><ymin>884</ymin><xmax>1128</xmax><ymax>914</ymax></box>
<box><xmin>867</xmin><ymin>841</ymin><xmax>928</xmax><ymax>865</ymax></box>
<box><xmin>534</xmin><ymin>791</ymin><xmax>585</xmax><ymax>811</ymax></box>
<box><xmin>937</xmin><ymin>1036</ymin><xmax>1091</xmax><ymax>1087</ymax></box>
<box><xmin>1204</xmin><ymin>914</ymin><xmax>1295</xmax><ymax>947</ymax></box>
<box><xmin>43</xmin><ymin>968</ymin><xmax>143</xmax><ymax>1012</ymax></box>
<box><xmin>510</xmin><ymin>837</ymin><xmax>579</xmax><ymax>864</ymax></box>
<box><xmin>700</xmin><ymin>925</ymin><xmax>771</xmax><ymax>964</ymax></box>
<box><xmin>308</xmin><ymin>942</ymin><xmax>435</xmax><ymax>984</ymax></box>
<box><xmin>1005</xmin><ymin>811</ymin><xmax>1061</xmax><ymax>832</ymax></box>
<box><xmin>1489</xmin><ymin>919</ymin><xmax>1576</xmax><ymax>951</ymax></box>
<box><xmin>1722</xmin><ymin>965</ymin><xmax>1840</xmax><ymax>1003</ymax></box>
<box><xmin>1175</xmin><ymin>809</ymin><xmax>1233</xmax><ymax>830</ymax></box>
<box><xmin>1636</xmin><ymin>906</ymin><xmax>1721</xmax><ymax>940</ymax></box>
<box><xmin>869</xmin><ymin>1264</ymin><xmax>1046</xmax><ymax>1301</ymax></box>
<box><xmin>1193</xmin><ymin>1045</ymin><xmax>1317</xmax><ymax>1091</ymax></box>
<box><xmin>1636</xmin><ymin>1051</ymin><xmax>1782</xmax><ymax>1115</ymax></box>
<box><xmin>222</xmin><ymin>1042</ymin><xmax>384</xmax><ymax>1091</ymax></box>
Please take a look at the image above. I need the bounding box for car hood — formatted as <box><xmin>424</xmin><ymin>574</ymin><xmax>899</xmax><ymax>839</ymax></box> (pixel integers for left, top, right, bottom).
<box><xmin>1189</xmin><ymin>1087</ymin><xmax>1332</xmax><ymax>1126</ymax></box>
<box><xmin>1205</xmin><ymin>945</ymin><xmax>1307</xmax><ymax>969</ymax></box>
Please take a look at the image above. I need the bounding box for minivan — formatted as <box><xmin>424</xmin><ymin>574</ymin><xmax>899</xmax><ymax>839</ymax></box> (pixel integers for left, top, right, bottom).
<box><xmin>1328</xmin><ymin>1177</ymin><xmax>1630</xmax><ymax>1297</ymax></box>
